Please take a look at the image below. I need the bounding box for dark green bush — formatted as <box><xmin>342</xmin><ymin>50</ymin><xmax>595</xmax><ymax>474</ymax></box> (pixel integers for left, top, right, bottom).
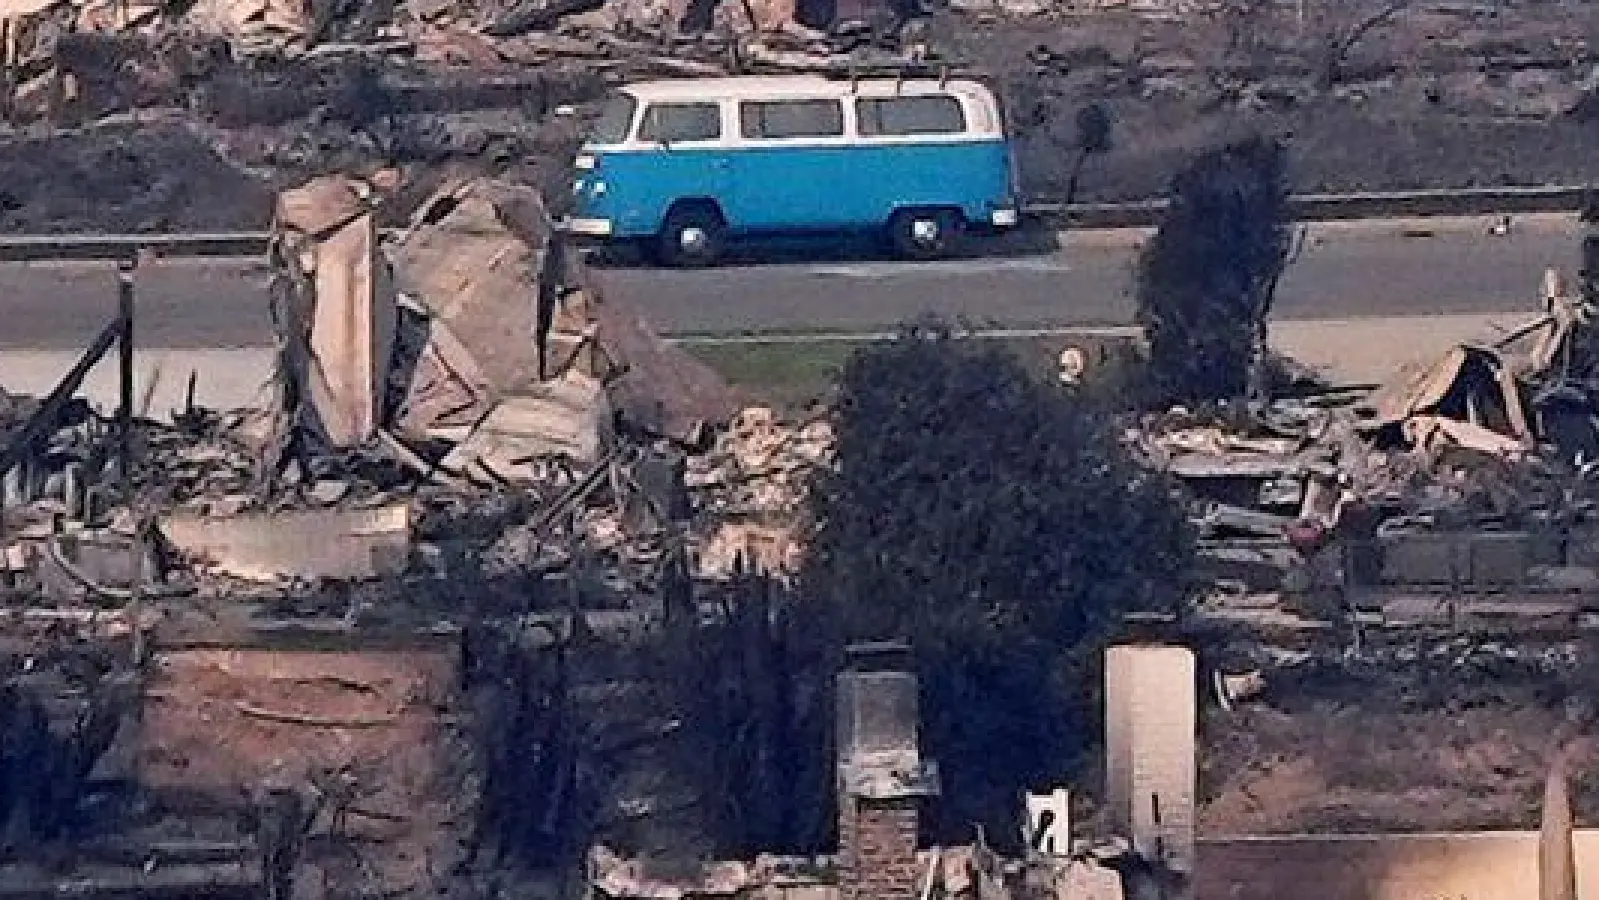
<box><xmin>794</xmin><ymin>323</ymin><xmax>1195</xmax><ymax>845</ymax></box>
<box><xmin>1136</xmin><ymin>136</ymin><xmax>1292</xmax><ymax>406</ymax></box>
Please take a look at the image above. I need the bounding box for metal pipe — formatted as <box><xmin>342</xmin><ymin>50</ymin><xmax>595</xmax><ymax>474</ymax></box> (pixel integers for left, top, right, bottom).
<box><xmin>115</xmin><ymin>257</ymin><xmax>143</xmax><ymax>667</ymax></box>
<box><xmin>117</xmin><ymin>258</ymin><xmax>134</xmax><ymax>486</ymax></box>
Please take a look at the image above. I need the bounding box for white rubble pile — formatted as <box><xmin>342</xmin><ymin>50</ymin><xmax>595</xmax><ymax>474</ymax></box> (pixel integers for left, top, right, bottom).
<box><xmin>685</xmin><ymin>406</ymin><xmax>834</xmax><ymax>581</ymax></box>
<box><xmin>685</xmin><ymin>406</ymin><xmax>834</xmax><ymax>517</ymax></box>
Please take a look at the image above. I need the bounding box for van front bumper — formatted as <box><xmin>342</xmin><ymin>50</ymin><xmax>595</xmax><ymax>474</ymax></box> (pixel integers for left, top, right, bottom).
<box><xmin>562</xmin><ymin>217</ymin><xmax>614</xmax><ymax>238</ymax></box>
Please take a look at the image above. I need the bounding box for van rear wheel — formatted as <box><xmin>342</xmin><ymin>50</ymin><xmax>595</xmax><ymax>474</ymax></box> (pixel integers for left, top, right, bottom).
<box><xmin>657</xmin><ymin>204</ymin><xmax>727</xmax><ymax>268</ymax></box>
<box><xmin>887</xmin><ymin>208</ymin><xmax>964</xmax><ymax>261</ymax></box>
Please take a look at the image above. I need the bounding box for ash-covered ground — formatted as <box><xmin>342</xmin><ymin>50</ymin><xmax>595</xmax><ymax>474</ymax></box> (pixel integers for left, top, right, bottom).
<box><xmin>10</xmin><ymin>0</ymin><xmax>1599</xmax><ymax>232</ymax></box>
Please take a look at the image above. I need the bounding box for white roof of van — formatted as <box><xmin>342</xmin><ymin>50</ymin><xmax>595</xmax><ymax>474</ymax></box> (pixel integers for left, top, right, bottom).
<box><xmin>620</xmin><ymin>75</ymin><xmax>995</xmax><ymax>103</ymax></box>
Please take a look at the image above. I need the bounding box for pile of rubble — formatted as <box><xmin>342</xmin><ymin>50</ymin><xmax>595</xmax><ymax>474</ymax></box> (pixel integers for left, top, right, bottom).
<box><xmin>0</xmin><ymin>0</ymin><xmax>943</xmax><ymax>126</ymax></box>
<box><xmin>0</xmin><ymin>172</ymin><xmax>833</xmax><ymax>619</ymax></box>
<box><xmin>687</xmin><ymin>406</ymin><xmax>834</xmax><ymax>580</ymax></box>
<box><xmin>1135</xmin><ymin>269</ymin><xmax>1599</xmax><ymax>612</ymax></box>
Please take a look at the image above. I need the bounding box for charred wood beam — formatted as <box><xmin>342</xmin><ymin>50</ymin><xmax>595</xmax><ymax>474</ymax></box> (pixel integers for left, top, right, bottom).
<box><xmin>521</xmin><ymin>444</ymin><xmax>628</xmax><ymax>544</ymax></box>
<box><xmin>0</xmin><ymin>315</ymin><xmax>122</xmax><ymax>483</ymax></box>
<box><xmin>0</xmin><ymin>863</ymin><xmax>262</xmax><ymax>900</ymax></box>
<box><xmin>150</xmin><ymin>618</ymin><xmax>463</xmax><ymax>653</ymax></box>
<box><xmin>0</xmin><ymin>840</ymin><xmax>253</xmax><ymax>869</ymax></box>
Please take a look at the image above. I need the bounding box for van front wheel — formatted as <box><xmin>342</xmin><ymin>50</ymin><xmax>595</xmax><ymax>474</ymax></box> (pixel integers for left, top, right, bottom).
<box><xmin>887</xmin><ymin>208</ymin><xmax>964</xmax><ymax>261</ymax></box>
<box><xmin>657</xmin><ymin>204</ymin><xmax>727</xmax><ymax>268</ymax></box>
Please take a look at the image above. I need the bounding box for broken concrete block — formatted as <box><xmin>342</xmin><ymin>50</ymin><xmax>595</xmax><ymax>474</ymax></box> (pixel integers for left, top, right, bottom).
<box><xmin>389</xmin><ymin>305</ymin><xmax>496</xmax><ymax>437</ymax></box>
<box><xmin>270</xmin><ymin>175</ymin><xmax>397</xmax><ymax>449</ymax></box>
<box><xmin>1403</xmin><ymin>414</ymin><xmax>1527</xmax><ymax>458</ymax></box>
<box><xmin>389</xmin><ymin>176</ymin><xmax>739</xmax><ymax>443</ymax></box>
<box><xmin>207</xmin><ymin>494</ymin><xmax>253</xmax><ymax>517</ymax></box>
<box><xmin>390</xmin><ymin>179</ymin><xmax>549</xmax><ymax>396</ymax></box>
<box><xmin>183</xmin><ymin>0</ymin><xmax>311</xmax><ymax>45</ymax></box>
<box><xmin>1</xmin><ymin>544</ymin><xmax>28</xmax><ymax>574</ymax></box>
<box><xmin>1054</xmin><ymin>859</ymin><xmax>1123</xmax><ymax>900</ymax></box>
<box><xmin>440</xmin><ymin>371</ymin><xmax>611</xmax><ymax>483</ymax></box>
<box><xmin>160</xmin><ymin>504</ymin><xmax>411</xmax><ymax>582</ymax></box>
<box><xmin>309</xmin><ymin>479</ymin><xmax>350</xmax><ymax>506</ymax></box>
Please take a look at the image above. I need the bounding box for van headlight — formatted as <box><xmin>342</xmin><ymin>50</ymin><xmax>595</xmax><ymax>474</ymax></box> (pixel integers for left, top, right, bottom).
<box><xmin>574</xmin><ymin>154</ymin><xmax>597</xmax><ymax>171</ymax></box>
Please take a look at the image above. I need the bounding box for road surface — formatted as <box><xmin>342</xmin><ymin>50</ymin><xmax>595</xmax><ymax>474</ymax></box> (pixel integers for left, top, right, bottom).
<box><xmin>0</xmin><ymin>218</ymin><xmax>1578</xmax><ymax>350</ymax></box>
<box><xmin>0</xmin><ymin>313</ymin><xmax>1536</xmax><ymax>421</ymax></box>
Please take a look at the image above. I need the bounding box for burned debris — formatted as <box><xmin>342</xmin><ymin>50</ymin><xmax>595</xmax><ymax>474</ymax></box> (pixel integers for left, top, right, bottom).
<box><xmin>0</xmin><ymin>172</ymin><xmax>838</xmax><ymax>900</ymax></box>
<box><xmin>0</xmin><ymin>0</ymin><xmax>945</xmax><ymax>132</ymax></box>
<box><xmin>585</xmin><ymin>641</ymin><xmax>1151</xmax><ymax>900</ymax></box>
<box><xmin>1135</xmin><ymin>266</ymin><xmax>1599</xmax><ymax>630</ymax></box>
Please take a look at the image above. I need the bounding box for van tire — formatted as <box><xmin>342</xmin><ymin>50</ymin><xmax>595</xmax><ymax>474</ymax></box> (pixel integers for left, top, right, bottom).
<box><xmin>657</xmin><ymin>203</ymin><xmax>727</xmax><ymax>268</ymax></box>
<box><xmin>887</xmin><ymin>208</ymin><xmax>964</xmax><ymax>261</ymax></box>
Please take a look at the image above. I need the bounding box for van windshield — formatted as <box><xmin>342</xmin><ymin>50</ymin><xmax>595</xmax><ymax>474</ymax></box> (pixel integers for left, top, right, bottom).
<box><xmin>590</xmin><ymin>94</ymin><xmax>636</xmax><ymax>145</ymax></box>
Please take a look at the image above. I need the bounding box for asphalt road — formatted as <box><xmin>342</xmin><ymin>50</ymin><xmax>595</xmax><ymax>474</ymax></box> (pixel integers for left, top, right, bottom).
<box><xmin>0</xmin><ymin>221</ymin><xmax>1579</xmax><ymax>350</ymax></box>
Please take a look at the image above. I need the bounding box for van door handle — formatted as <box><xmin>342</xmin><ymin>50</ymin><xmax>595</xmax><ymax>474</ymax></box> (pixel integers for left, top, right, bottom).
<box><xmin>712</xmin><ymin>160</ymin><xmax>730</xmax><ymax>170</ymax></box>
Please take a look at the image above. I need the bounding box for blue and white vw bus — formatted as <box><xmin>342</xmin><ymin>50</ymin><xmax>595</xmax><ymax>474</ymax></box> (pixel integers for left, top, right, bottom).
<box><xmin>565</xmin><ymin>74</ymin><xmax>1020</xmax><ymax>266</ymax></box>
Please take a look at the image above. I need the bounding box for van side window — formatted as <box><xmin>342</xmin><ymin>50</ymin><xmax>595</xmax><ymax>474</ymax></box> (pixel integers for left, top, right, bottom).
<box><xmin>857</xmin><ymin>96</ymin><xmax>967</xmax><ymax>136</ymax></box>
<box><xmin>740</xmin><ymin>99</ymin><xmax>844</xmax><ymax>139</ymax></box>
<box><xmin>637</xmin><ymin>102</ymin><xmax>722</xmax><ymax>143</ymax></box>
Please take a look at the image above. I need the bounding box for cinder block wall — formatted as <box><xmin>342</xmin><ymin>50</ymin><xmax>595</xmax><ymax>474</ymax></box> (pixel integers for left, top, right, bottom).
<box><xmin>1104</xmin><ymin>645</ymin><xmax>1197</xmax><ymax>874</ymax></box>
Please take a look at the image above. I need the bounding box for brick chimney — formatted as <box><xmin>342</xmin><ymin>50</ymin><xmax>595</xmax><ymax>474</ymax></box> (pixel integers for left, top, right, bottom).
<box><xmin>835</xmin><ymin>642</ymin><xmax>940</xmax><ymax>900</ymax></box>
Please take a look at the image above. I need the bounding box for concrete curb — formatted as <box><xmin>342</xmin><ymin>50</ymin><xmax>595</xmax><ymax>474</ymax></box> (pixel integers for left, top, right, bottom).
<box><xmin>1046</xmin><ymin>212</ymin><xmax>1582</xmax><ymax>250</ymax></box>
<box><xmin>1042</xmin><ymin>183</ymin><xmax>1592</xmax><ymax>228</ymax></box>
<box><xmin>0</xmin><ymin>185</ymin><xmax>1588</xmax><ymax>261</ymax></box>
<box><xmin>0</xmin><ymin>312</ymin><xmax>1535</xmax><ymax>418</ymax></box>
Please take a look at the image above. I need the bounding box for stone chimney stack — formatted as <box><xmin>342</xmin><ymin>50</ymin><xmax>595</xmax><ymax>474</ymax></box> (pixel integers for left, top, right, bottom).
<box><xmin>836</xmin><ymin>641</ymin><xmax>940</xmax><ymax>900</ymax></box>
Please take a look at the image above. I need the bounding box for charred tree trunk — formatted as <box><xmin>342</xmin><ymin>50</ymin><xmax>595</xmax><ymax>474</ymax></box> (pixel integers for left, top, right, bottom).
<box><xmin>464</xmin><ymin>624</ymin><xmax>578</xmax><ymax>869</ymax></box>
<box><xmin>673</xmin><ymin>569</ymin><xmax>814</xmax><ymax>856</ymax></box>
<box><xmin>1064</xmin><ymin>149</ymin><xmax>1090</xmax><ymax>208</ymax></box>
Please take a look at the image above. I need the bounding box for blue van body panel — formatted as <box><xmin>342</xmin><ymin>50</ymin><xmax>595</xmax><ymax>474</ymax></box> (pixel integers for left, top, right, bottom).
<box><xmin>572</xmin><ymin>138</ymin><xmax>1013</xmax><ymax>239</ymax></box>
